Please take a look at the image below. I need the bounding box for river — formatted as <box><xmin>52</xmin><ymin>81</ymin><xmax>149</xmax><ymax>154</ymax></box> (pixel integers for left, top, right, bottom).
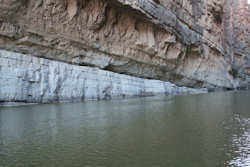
<box><xmin>0</xmin><ymin>91</ymin><xmax>250</xmax><ymax>167</ymax></box>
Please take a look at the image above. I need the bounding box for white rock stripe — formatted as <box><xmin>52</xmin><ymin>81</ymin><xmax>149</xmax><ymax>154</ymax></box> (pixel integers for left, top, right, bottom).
<box><xmin>0</xmin><ymin>50</ymin><xmax>207</xmax><ymax>104</ymax></box>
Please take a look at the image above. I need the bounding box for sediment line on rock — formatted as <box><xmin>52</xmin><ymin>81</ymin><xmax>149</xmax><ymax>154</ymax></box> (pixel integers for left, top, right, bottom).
<box><xmin>0</xmin><ymin>50</ymin><xmax>207</xmax><ymax>104</ymax></box>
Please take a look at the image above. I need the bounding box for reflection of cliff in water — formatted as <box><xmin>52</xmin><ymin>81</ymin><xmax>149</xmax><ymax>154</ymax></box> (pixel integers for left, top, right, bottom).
<box><xmin>0</xmin><ymin>91</ymin><xmax>250</xmax><ymax>167</ymax></box>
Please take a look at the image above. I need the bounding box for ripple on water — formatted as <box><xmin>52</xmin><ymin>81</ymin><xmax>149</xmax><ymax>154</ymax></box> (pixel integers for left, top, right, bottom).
<box><xmin>0</xmin><ymin>91</ymin><xmax>250</xmax><ymax>167</ymax></box>
<box><xmin>227</xmin><ymin>117</ymin><xmax>250</xmax><ymax>167</ymax></box>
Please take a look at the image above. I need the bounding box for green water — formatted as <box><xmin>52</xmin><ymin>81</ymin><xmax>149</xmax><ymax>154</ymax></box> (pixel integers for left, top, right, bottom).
<box><xmin>0</xmin><ymin>91</ymin><xmax>250</xmax><ymax>167</ymax></box>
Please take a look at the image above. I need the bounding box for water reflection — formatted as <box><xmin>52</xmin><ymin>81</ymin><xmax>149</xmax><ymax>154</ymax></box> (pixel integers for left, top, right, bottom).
<box><xmin>0</xmin><ymin>91</ymin><xmax>249</xmax><ymax>167</ymax></box>
<box><xmin>228</xmin><ymin>116</ymin><xmax>250</xmax><ymax>167</ymax></box>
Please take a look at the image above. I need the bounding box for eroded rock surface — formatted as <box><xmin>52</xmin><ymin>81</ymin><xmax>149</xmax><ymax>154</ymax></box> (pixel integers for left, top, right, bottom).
<box><xmin>0</xmin><ymin>0</ymin><xmax>249</xmax><ymax>93</ymax></box>
<box><xmin>0</xmin><ymin>50</ymin><xmax>206</xmax><ymax>104</ymax></box>
<box><xmin>223</xmin><ymin>0</ymin><xmax>250</xmax><ymax>89</ymax></box>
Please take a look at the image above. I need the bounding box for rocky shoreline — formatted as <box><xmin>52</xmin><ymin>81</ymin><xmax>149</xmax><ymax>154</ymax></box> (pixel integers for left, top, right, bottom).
<box><xmin>0</xmin><ymin>0</ymin><xmax>249</xmax><ymax>106</ymax></box>
<box><xmin>0</xmin><ymin>50</ymin><xmax>207</xmax><ymax>106</ymax></box>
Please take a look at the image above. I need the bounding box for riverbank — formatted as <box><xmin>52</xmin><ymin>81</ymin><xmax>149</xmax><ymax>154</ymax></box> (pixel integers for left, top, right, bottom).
<box><xmin>0</xmin><ymin>50</ymin><xmax>207</xmax><ymax>106</ymax></box>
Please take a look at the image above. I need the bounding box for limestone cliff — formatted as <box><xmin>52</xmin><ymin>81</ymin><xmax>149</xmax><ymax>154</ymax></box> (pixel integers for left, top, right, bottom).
<box><xmin>0</xmin><ymin>50</ymin><xmax>206</xmax><ymax>104</ymax></box>
<box><xmin>223</xmin><ymin>0</ymin><xmax>250</xmax><ymax>89</ymax></box>
<box><xmin>0</xmin><ymin>0</ymin><xmax>249</xmax><ymax>103</ymax></box>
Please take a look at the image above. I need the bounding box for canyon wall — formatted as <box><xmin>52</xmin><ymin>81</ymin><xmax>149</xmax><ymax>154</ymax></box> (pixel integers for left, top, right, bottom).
<box><xmin>223</xmin><ymin>0</ymin><xmax>250</xmax><ymax>89</ymax></box>
<box><xmin>0</xmin><ymin>0</ymin><xmax>249</xmax><ymax>103</ymax></box>
<box><xmin>0</xmin><ymin>50</ymin><xmax>205</xmax><ymax>104</ymax></box>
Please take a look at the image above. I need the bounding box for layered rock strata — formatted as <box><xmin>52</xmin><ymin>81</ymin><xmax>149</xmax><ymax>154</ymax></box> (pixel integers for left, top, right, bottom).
<box><xmin>223</xmin><ymin>0</ymin><xmax>250</xmax><ymax>89</ymax></box>
<box><xmin>0</xmin><ymin>50</ymin><xmax>206</xmax><ymax>104</ymax></box>
<box><xmin>0</xmin><ymin>0</ymin><xmax>249</xmax><ymax>104</ymax></box>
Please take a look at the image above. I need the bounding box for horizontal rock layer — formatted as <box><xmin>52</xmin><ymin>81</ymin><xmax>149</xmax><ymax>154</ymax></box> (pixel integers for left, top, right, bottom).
<box><xmin>0</xmin><ymin>0</ymin><xmax>249</xmax><ymax>100</ymax></box>
<box><xmin>0</xmin><ymin>50</ymin><xmax>206</xmax><ymax>104</ymax></box>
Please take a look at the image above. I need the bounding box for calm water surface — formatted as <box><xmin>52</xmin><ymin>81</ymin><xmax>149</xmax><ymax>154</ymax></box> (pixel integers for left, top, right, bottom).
<box><xmin>0</xmin><ymin>91</ymin><xmax>250</xmax><ymax>167</ymax></box>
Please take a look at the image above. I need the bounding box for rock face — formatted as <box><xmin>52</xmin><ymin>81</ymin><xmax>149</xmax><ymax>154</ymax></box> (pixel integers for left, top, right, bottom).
<box><xmin>223</xmin><ymin>0</ymin><xmax>250</xmax><ymax>89</ymax></box>
<box><xmin>0</xmin><ymin>50</ymin><xmax>206</xmax><ymax>104</ymax></box>
<box><xmin>0</xmin><ymin>0</ymin><xmax>249</xmax><ymax>103</ymax></box>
